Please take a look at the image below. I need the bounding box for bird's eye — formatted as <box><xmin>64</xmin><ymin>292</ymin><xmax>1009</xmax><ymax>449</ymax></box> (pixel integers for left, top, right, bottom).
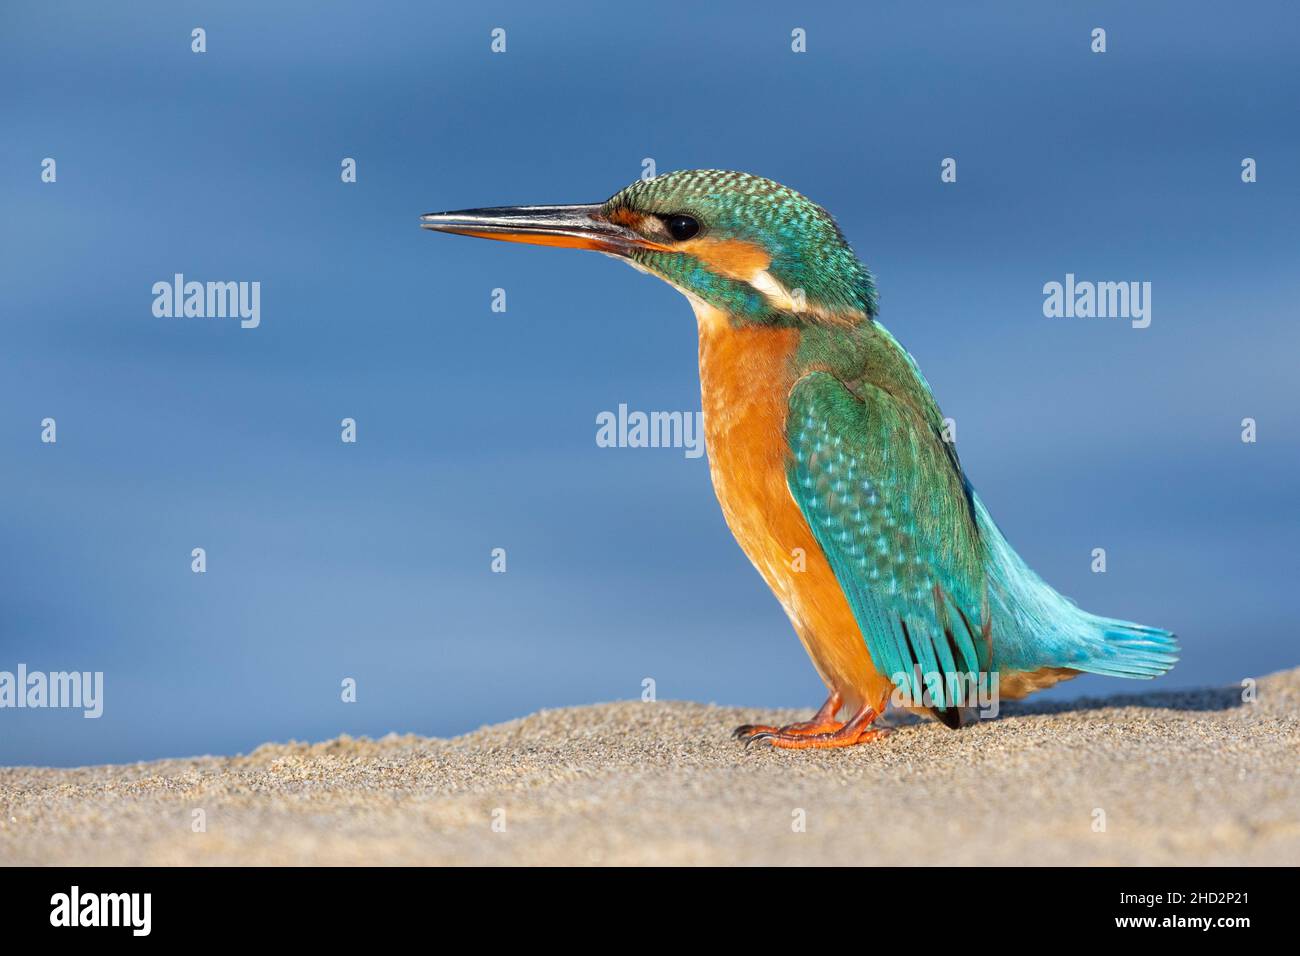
<box><xmin>664</xmin><ymin>214</ymin><xmax>700</xmax><ymax>242</ymax></box>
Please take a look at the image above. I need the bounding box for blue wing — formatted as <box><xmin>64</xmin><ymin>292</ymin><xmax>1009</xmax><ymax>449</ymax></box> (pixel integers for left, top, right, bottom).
<box><xmin>786</xmin><ymin>371</ymin><xmax>990</xmax><ymax>713</ymax></box>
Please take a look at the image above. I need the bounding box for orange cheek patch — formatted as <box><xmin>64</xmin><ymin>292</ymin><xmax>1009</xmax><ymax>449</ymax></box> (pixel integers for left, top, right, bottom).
<box><xmin>679</xmin><ymin>237</ymin><xmax>771</xmax><ymax>281</ymax></box>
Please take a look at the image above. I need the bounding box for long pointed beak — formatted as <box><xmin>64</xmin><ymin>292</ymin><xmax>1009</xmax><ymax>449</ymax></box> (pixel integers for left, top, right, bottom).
<box><xmin>419</xmin><ymin>203</ymin><xmax>667</xmax><ymax>255</ymax></box>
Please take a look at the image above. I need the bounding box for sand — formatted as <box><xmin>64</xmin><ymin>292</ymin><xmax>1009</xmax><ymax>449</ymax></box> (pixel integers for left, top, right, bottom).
<box><xmin>1</xmin><ymin>668</ymin><xmax>1297</xmax><ymax>866</ymax></box>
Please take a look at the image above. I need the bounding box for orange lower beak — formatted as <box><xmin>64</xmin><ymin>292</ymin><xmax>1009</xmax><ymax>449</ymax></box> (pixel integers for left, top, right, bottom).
<box><xmin>420</xmin><ymin>204</ymin><xmax>667</xmax><ymax>255</ymax></box>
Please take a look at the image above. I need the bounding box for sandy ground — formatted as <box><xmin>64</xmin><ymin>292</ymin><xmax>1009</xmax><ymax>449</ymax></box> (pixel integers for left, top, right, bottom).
<box><xmin>1</xmin><ymin>669</ymin><xmax>1297</xmax><ymax>866</ymax></box>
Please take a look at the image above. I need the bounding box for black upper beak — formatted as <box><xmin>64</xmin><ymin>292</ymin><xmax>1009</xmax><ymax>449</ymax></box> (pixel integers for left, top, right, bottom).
<box><xmin>419</xmin><ymin>204</ymin><xmax>662</xmax><ymax>255</ymax></box>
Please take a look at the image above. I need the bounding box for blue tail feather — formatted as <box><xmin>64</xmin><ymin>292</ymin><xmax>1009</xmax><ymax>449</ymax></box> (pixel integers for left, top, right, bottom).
<box><xmin>972</xmin><ymin>494</ymin><xmax>1180</xmax><ymax>680</ymax></box>
<box><xmin>1073</xmin><ymin>618</ymin><xmax>1180</xmax><ymax>678</ymax></box>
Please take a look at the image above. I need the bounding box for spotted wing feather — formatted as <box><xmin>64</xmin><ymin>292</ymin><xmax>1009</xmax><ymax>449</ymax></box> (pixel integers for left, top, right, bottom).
<box><xmin>786</xmin><ymin>371</ymin><xmax>990</xmax><ymax>713</ymax></box>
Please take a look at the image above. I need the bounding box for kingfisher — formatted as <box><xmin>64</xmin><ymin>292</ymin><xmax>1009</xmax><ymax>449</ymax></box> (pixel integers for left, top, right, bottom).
<box><xmin>421</xmin><ymin>170</ymin><xmax>1178</xmax><ymax>749</ymax></box>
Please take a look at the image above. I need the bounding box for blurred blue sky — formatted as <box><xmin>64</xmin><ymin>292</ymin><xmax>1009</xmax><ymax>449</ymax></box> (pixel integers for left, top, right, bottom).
<box><xmin>2</xmin><ymin>1</ymin><xmax>1297</xmax><ymax>765</ymax></box>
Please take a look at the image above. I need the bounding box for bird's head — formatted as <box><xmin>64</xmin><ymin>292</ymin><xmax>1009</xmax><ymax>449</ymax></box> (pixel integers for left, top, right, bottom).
<box><xmin>421</xmin><ymin>169</ymin><xmax>877</xmax><ymax>327</ymax></box>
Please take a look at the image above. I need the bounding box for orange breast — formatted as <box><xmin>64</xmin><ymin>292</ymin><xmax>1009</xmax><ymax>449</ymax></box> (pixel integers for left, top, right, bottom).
<box><xmin>694</xmin><ymin>304</ymin><xmax>890</xmax><ymax>713</ymax></box>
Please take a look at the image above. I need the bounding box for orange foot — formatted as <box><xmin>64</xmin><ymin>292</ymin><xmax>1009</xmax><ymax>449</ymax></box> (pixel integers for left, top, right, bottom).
<box><xmin>746</xmin><ymin>703</ymin><xmax>888</xmax><ymax>750</ymax></box>
<box><xmin>733</xmin><ymin>692</ymin><xmax>844</xmax><ymax>742</ymax></box>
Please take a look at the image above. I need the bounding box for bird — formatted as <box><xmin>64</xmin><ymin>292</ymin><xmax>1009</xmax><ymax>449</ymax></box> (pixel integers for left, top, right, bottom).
<box><xmin>421</xmin><ymin>169</ymin><xmax>1178</xmax><ymax>749</ymax></box>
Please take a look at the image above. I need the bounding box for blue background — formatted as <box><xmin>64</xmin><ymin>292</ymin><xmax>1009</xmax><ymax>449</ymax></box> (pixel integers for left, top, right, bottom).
<box><xmin>2</xmin><ymin>1</ymin><xmax>1297</xmax><ymax>766</ymax></box>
